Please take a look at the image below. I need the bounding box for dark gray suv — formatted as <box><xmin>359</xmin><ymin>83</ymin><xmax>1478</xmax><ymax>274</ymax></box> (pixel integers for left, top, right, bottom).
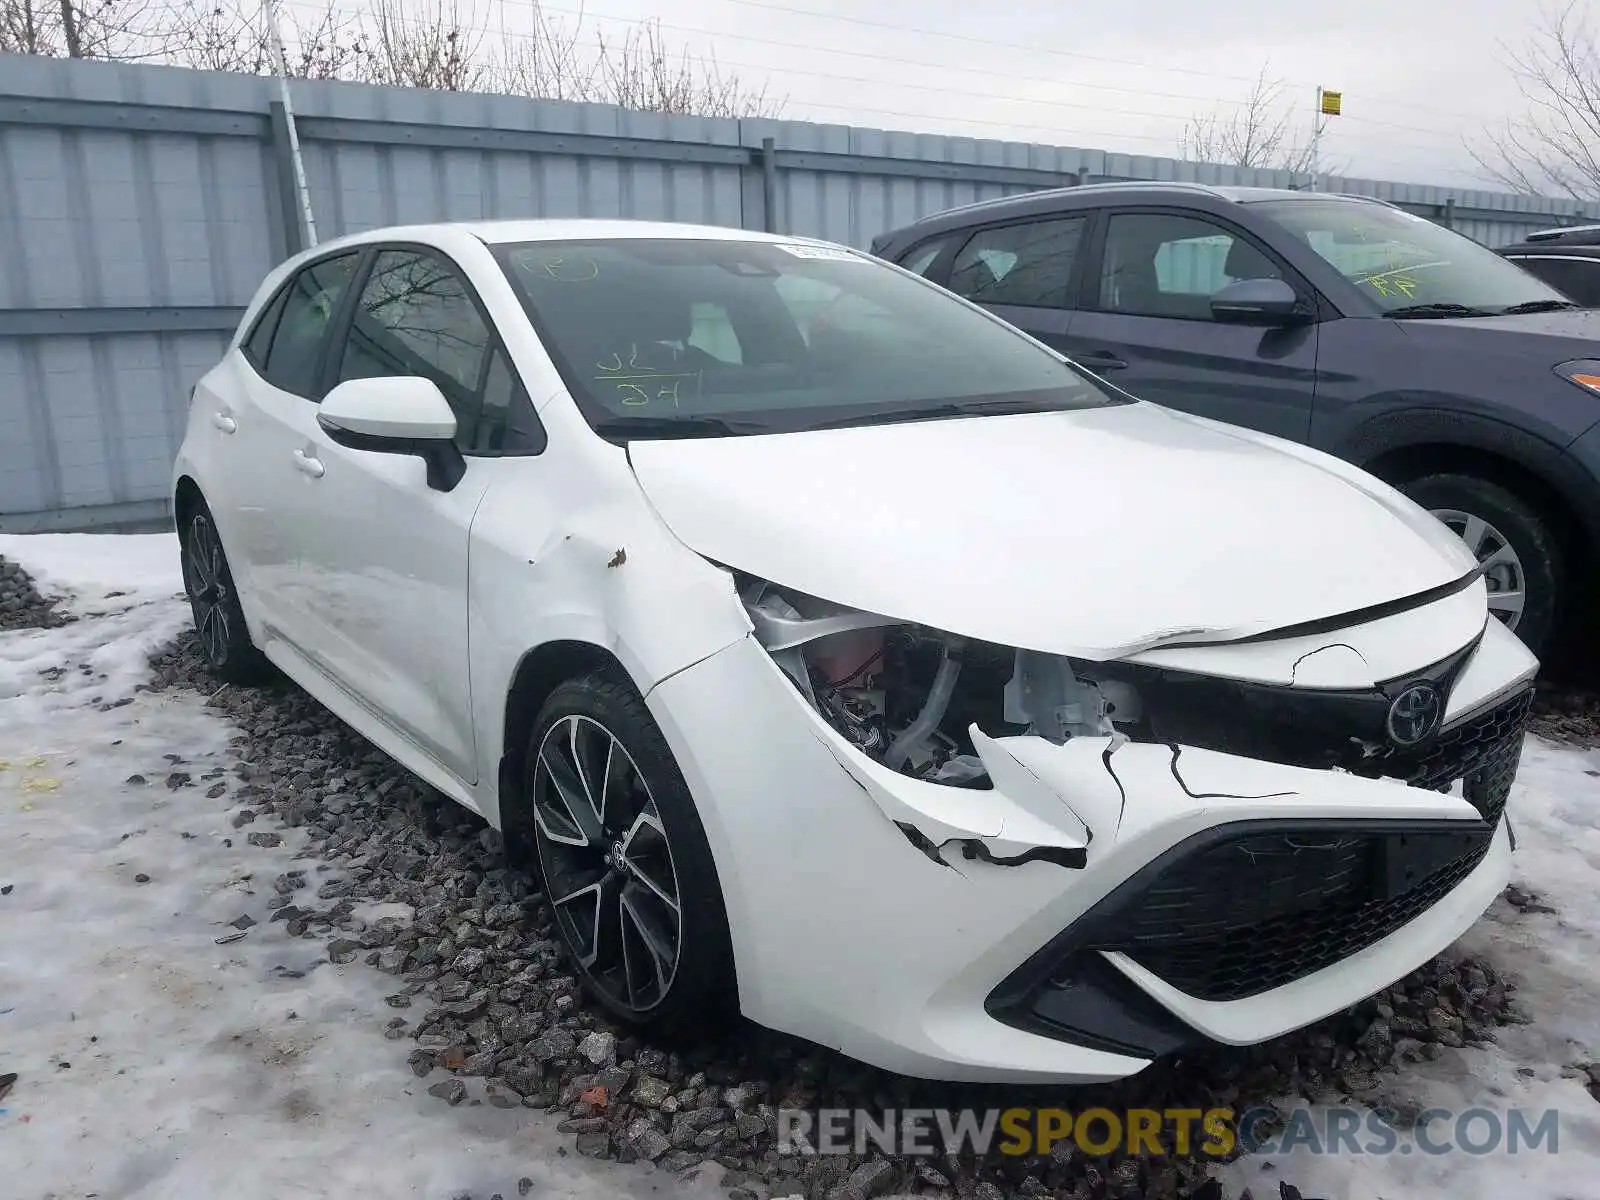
<box><xmin>872</xmin><ymin>182</ymin><xmax>1600</xmax><ymax>657</ymax></box>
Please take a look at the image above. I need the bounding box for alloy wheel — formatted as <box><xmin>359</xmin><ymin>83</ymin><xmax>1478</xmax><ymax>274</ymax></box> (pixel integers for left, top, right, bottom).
<box><xmin>531</xmin><ymin>714</ymin><xmax>683</xmax><ymax>1015</ymax></box>
<box><xmin>1430</xmin><ymin>507</ymin><xmax>1526</xmax><ymax>631</ymax></box>
<box><xmin>181</xmin><ymin>514</ymin><xmax>231</xmax><ymax>666</ymax></box>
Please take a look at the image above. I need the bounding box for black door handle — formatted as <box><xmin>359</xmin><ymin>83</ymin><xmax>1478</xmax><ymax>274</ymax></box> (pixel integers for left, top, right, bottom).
<box><xmin>1078</xmin><ymin>350</ymin><xmax>1128</xmax><ymax>371</ymax></box>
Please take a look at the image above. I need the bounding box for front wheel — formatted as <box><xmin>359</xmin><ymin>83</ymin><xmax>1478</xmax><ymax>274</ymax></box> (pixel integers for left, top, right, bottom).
<box><xmin>1398</xmin><ymin>472</ymin><xmax>1563</xmax><ymax>656</ymax></box>
<box><xmin>522</xmin><ymin>673</ymin><xmax>736</xmax><ymax>1032</ymax></box>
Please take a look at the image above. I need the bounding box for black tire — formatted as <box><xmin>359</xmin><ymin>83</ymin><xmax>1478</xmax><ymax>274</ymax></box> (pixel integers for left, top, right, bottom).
<box><xmin>179</xmin><ymin>500</ymin><xmax>273</xmax><ymax>685</ymax></box>
<box><xmin>520</xmin><ymin>673</ymin><xmax>736</xmax><ymax>1033</ymax></box>
<box><xmin>1397</xmin><ymin>472</ymin><xmax>1563</xmax><ymax>656</ymax></box>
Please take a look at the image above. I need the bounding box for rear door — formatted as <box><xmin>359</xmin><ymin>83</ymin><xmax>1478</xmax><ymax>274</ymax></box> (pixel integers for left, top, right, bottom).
<box><xmin>227</xmin><ymin>249</ymin><xmax>366</xmax><ymax>643</ymax></box>
<box><xmin>1064</xmin><ymin>208</ymin><xmax>1319</xmax><ymax>441</ymax></box>
<box><xmin>930</xmin><ymin>215</ymin><xmax>1089</xmax><ymax>356</ymax></box>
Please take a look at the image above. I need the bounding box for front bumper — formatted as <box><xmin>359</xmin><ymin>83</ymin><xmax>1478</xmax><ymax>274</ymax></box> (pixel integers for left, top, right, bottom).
<box><xmin>644</xmin><ymin>623</ymin><xmax>1530</xmax><ymax>1084</ymax></box>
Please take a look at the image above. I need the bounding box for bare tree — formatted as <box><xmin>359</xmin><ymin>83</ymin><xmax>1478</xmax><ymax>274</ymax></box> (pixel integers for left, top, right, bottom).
<box><xmin>592</xmin><ymin>18</ymin><xmax>783</xmax><ymax>118</ymax></box>
<box><xmin>169</xmin><ymin>0</ymin><xmax>364</xmax><ymax>80</ymax></box>
<box><xmin>4</xmin><ymin>0</ymin><xmax>785</xmax><ymax>119</ymax></box>
<box><xmin>1</xmin><ymin>0</ymin><xmax>53</xmax><ymax>54</ymax></box>
<box><xmin>1179</xmin><ymin>64</ymin><xmax>1320</xmax><ymax>175</ymax></box>
<box><xmin>488</xmin><ymin>0</ymin><xmax>596</xmax><ymax>102</ymax></box>
<box><xmin>2</xmin><ymin>0</ymin><xmax>181</xmax><ymax>59</ymax></box>
<box><xmin>1472</xmin><ymin>1</ymin><xmax>1600</xmax><ymax>198</ymax></box>
<box><xmin>364</xmin><ymin>0</ymin><xmax>486</xmax><ymax>91</ymax></box>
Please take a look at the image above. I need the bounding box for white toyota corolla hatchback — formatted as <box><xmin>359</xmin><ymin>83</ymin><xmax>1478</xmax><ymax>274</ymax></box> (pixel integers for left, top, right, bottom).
<box><xmin>173</xmin><ymin>219</ymin><xmax>1536</xmax><ymax>1084</ymax></box>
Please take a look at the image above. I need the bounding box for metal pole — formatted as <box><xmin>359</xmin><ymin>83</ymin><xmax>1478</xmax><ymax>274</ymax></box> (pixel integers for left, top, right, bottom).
<box><xmin>1310</xmin><ymin>86</ymin><xmax>1323</xmax><ymax>193</ymax></box>
<box><xmin>265</xmin><ymin>0</ymin><xmax>317</xmax><ymax>248</ymax></box>
<box><xmin>761</xmin><ymin>137</ymin><xmax>779</xmax><ymax>234</ymax></box>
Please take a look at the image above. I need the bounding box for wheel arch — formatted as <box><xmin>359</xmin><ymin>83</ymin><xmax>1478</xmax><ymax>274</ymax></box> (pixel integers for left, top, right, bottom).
<box><xmin>1340</xmin><ymin>409</ymin><xmax>1599</xmax><ymax>561</ymax></box>
<box><xmin>496</xmin><ymin>639</ymin><xmax>632</xmax><ymax>860</ymax></box>
<box><xmin>494</xmin><ymin>637</ymin><xmax>746</xmax><ymax>1017</ymax></box>
<box><xmin>173</xmin><ymin>474</ymin><xmax>204</xmax><ymax>530</ymax></box>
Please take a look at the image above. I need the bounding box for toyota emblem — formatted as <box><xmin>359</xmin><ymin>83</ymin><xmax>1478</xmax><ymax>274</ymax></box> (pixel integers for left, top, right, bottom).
<box><xmin>1386</xmin><ymin>683</ymin><xmax>1443</xmax><ymax>746</ymax></box>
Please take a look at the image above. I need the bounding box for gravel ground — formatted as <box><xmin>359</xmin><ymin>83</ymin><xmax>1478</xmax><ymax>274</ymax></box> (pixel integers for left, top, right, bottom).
<box><xmin>1528</xmin><ymin>685</ymin><xmax>1600</xmax><ymax>747</ymax></box>
<box><xmin>0</xmin><ymin>555</ymin><xmax>73</xmax><ymax>631</ymax></box>
<box><xmin>122</xmin><ymin>626</ymin><xmax>1560</xmax><ymax>1200</ymax></box>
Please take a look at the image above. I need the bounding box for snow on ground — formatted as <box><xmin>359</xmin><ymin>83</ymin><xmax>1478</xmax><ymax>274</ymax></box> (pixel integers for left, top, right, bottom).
<box><xmin>0</xmin><ymin>534</ymin><xmax>720</xmax><ymax>1200</ymax></box>
<box><xmin>3</xmin><ymin>532</ymin><xmax>1600</xmax><ymax>1200</ymax></box>
<box><xmin>1216</xmin><ymin>725</ymin><xmax>1600</xmax><ymax>1200</ymax></box>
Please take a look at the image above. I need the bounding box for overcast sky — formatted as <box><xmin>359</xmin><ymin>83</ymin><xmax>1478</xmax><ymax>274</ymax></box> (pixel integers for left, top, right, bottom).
<box><xmin>297</xmin><ymin>0</ymin><xmax>1544</xmax><ymax>190</ymax></box>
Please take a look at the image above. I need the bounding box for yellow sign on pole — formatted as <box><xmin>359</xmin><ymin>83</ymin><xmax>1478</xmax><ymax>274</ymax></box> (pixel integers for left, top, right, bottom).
<box><xmin>1320</xmin><ymin>89</ymin><xmax>1343</xmax><ymax>116</ymax></box>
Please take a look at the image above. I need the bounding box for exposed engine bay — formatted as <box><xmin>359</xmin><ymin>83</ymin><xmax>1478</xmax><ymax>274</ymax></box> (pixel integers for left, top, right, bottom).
<box><xmin>739</xmin><ymin>577</ymin><xmax>1143</xmax><ymax>788</ymax></box>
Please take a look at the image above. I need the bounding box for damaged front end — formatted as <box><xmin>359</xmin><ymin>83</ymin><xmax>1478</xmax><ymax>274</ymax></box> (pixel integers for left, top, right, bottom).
<box><xmin>738</xmin><ymin>575</ymin><xmax>1533</xmax><ymax>875</ymax></box>
<box><xmin>740</xmin><ymin>574</ymin><xmax>1146</xmax><ymax>869</ymax></box>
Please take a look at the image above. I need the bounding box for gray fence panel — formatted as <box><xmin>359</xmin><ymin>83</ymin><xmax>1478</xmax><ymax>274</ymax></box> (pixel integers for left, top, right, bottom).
<box><xmin>8</xmin><ymin>53</ymin><xmax>1600</xmax><ymax>531</ymax></box>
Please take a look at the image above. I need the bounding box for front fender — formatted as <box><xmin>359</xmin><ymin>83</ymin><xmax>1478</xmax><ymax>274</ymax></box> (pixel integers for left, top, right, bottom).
<box><xmin>463</xmin><ymin>453</ymin><xmax>753</xmax><ymax>828</ymax></box>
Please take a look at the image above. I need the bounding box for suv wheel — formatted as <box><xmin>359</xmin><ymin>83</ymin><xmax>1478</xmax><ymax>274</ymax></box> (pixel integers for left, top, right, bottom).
<box><xmin>1397</xmin><ymin>473</ymin><xmax>1562</xmax><ymax>656</ymax></box>
<box><xmin>521</xmin><ymin>673</ymin><xmax>736</xmax><ymax>1032</ymax></box>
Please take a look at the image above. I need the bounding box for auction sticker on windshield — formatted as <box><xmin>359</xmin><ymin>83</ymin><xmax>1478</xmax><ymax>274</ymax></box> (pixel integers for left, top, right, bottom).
<box><xmin>774</xmin><ymin>243</ymin><xmax>862</xmax><ymax>261</ymax></box>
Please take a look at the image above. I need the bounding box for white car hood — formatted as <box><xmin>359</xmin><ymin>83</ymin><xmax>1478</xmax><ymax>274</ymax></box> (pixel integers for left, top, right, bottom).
<box><xmin>626</xmin><ymin>402</ymin><xmax>1481</xmax><ymax>660</ymax></box>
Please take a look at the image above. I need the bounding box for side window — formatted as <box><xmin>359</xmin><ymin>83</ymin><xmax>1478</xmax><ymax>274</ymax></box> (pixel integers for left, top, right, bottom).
<box><xmin>1511</xmin><ymin>257</ymin><xmax>1600</xmax><ymax>307</ymax></box>
<box><xmin>338</xmin><ymin>249</ymin><xmax>496</xmax><ymax>451</ymax></box>
<box><xmin>1098</xmin><ymin>213</ymin><xmax>1283</xmax><ymax>321</ymax></box>
<box><xmin>479</xmin><ymin>347</ymin><xmax>547</xmax><ymax>454</ymax></box>
<box><xmin>244</xmin><ymin>284</ymin><xmax>289</xmax><ymax>367</ymax></box>
<box><xmin>261</xmin><ymin>251</ymin><xmax>362</xmax><ymax>397</ymax></box>
<box><xmin>945</xmin><ymin>218</ymin><xmax>1085</xmax><ymax>308</ymax></box>
<box><xmin>898</xmin><ymin>236</ymin><xmax>953</xmax><ymax>278</ymax></box>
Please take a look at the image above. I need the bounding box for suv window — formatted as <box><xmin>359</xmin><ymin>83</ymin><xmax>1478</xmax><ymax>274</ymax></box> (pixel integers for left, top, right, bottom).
<box><xmin>261</xmin><ymin>251</ymin><xmax>362</xmax><ymax>397</ymax></box>
<box><xmin>337</xmin><ymin>248</ymin><xmax>535</xmax><ymax>453</ymax></box>
<box><xmin>1505</xmin><ymin>255</ymin><xmax>1600</xmax><ymax>307</ymax></box>
<box><xmin>1254</xmin><ymin>198</ymin><xmax>1565</xmax><ymax>314</ymax></box>
<box><xmin>947</xmin><ymin>218</ymin><xmax>1084</xmax><ymax>308</ymax></box>
<box><xmin>1098</xmin><ymin>213</ymin><xmax>1280</xmax><ymax>320</ymax></box>
<box><xmin>898</xmin><ymin>236</ymin><xmax>954</xmax><ymax>278</ymax></box>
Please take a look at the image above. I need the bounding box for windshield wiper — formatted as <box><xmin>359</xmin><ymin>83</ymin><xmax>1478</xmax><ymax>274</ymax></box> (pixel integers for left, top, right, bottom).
<box><xmin>804</xmin><ymin>397</ymin><xmax>1067</xmax><ymax>431</ymax></box>
<box><xmin>1386</xmin><ymin>303</ymin><xmax>1495</xmax><ymax>319</ymax></box>
<box><xmin>590</xmin><ymin>415</ymin><xmax>770</xmax><ymax>440</ymax></box>
<box><xmin>1499</xmin><ymin>299</ymin><xmax>1581</xmax><ymax>314</ymax></box>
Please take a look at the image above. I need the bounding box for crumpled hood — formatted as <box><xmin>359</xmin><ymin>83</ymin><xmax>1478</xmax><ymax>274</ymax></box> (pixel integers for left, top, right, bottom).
<box><xmin>626</xmin><ymin>402</ymin><xmax>1481</xmax><ymax>660</ymax></box>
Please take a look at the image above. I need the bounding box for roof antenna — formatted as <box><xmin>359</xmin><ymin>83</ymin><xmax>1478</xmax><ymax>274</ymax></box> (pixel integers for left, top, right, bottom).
<box><xmin>265</xmin><ymin>0</ymin><xmax>318</xmax><ymax>248</ymax></box>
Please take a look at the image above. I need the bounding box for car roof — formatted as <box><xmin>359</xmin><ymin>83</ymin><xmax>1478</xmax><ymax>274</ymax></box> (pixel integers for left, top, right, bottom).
<box><xmin>1499</xmin><ymin>224</ymin><xmax>1600</xmax><ymax>252</ymax></box>
<box><xmin>304</xmin><ymin>218</ymin><xmax>815</xmax><ymax>254</ymax></box>
<box><xmin>875</xmin><ymin>181</ymin><xmax>1403</xmax><ymax>244</ymax></box>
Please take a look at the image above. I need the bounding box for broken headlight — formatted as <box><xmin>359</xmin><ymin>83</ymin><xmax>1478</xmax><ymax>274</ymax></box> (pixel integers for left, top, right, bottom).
<box><xmin>738</xmin><ymin>577</ymin><xmax>1141</xmax><ymax>788</ymax></box>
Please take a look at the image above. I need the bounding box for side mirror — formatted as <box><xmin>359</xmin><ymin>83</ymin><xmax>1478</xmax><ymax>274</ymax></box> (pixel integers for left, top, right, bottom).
<box><xmin>1210</xmin><ymin>277</ymin><xmax>1307</xmax><ymax>325</ymax></box>
<box><xmin>317</xmin><ymin>376</ymin><xmax>466</xmax><ymax>492</ymax></box>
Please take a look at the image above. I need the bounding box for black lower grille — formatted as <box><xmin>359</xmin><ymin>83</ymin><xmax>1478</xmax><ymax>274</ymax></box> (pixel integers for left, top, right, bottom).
<box><xmin>1085</xmin><ymin>688</ymin><xmax>1531</xmax><ymax>1002</ymax></box>
<box><xmin>1393</xmin><ymin>687</ymin><xmax>1533</xmax><ymax>825</ymax></box>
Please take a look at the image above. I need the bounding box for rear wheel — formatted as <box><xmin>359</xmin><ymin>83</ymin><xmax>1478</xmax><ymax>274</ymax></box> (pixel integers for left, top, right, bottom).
<box><xmin>179</xmin><ymin>501</ymin><xmax>272</xmax><ymax>684</ymax></box>
<box><xmin>522</xmin><ymin>673</ymin><xmax>735</xmax><ymax>1032</ymax></box>
<box><xmin>1397</xmin><ymin>472</ymin><xmax>1562</xmax><ymax>656</ymax></box>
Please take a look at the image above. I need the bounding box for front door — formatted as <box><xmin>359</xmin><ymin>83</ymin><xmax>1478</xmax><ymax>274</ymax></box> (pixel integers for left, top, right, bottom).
<box><xmin>1064</xmin><ymin>209</ymin><xmax>1319</xmax><ymax>441</ymax></box>
<box><xmin>284</xmin><ymin>245</ymin><xmax>533</xmax><ymax>786</ymax></box>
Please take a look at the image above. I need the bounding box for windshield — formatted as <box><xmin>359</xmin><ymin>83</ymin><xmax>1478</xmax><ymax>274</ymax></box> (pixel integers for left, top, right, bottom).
<box><xmin>1253</xmin><ymin>199</ymin><xmax>1571</xmax><ymax>316</ymax></box>
<box><xmin>491</xmin><ymin>238</ymin><xmax>1120</xmax><ymax>438</ymax></box>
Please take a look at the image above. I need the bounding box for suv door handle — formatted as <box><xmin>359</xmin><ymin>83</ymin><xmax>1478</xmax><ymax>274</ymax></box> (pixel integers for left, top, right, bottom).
<box><xmin>211</xmin><ymin>412</ymin><xmax>237</xmax><ymax>434</ymax></box>
<box><xmin>292</xmin><ymin>449</ymin><xmax>325</xmax><ymax>478</ymax></box>
<box><xmin>1078</xmin><ymin>351</ymin><xmax>1128</xmax><ymax>371</ymax></box>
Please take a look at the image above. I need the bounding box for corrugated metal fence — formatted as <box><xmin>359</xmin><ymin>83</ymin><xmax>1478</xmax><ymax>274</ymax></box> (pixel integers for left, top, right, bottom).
<box><xmin>4</xmin><ymin>53</ymin><xmax>1600</xmax><ymax>531</ymax></box>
